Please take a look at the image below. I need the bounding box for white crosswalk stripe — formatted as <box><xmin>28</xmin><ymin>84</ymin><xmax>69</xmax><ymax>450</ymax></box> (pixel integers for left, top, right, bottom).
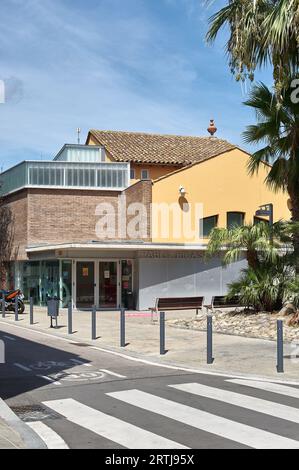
<box><xmin>170</xmin><ymin>382</ymin><xmax>299</xmax><ymax>424</ymax></box>
<box><xmin>27</xmin><ymin>421</ymin><xmax>69</xmax><ymax>449</ymax></box>
<box><xmin>227</xmin><ymin>379</ymin><xmax>299</xmax><ymax>400</ymax></box>
<box><xmin>108</xmin><ymin>389</ymin><xmax>299</xmax><ymax>449</ymax></box>
<box><xmin>43</xmin><ymin>398</ymin><xmax>188</xmax><ymax>449</ymax></box>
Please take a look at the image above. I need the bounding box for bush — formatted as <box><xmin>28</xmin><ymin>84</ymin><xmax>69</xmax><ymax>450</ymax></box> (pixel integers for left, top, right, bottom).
<box><xmin>228</xmin><ymin>264</ymin><xmax>294</xmax><ymax>312</ymax></box>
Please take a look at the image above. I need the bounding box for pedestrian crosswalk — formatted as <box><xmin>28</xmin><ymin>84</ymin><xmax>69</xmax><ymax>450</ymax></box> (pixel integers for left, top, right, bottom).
<box><xmin>227</xmin><ymin>379</ymin><xmax>299</xmax><ymax>399</ymax></box>
<box><xmin>170</xmin><ymin>382</ymin><xmax>299</xmax><ymax>424</ymax></box>
<box><xmin>40</xmin><ymin>378</ymin><xmax>299</xmax><ymax>449</ymax></box>
<box><xmin>43</xmin><ymin>398</ymin><xmax>187</xmax><ymax>449</ymax></box>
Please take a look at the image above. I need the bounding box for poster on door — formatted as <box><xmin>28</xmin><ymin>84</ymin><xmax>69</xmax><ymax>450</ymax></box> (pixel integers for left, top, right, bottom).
<box><xmin>83</xmin><ymin>267</ymin><xmax>89</xmax><ymax>277</ymax></box>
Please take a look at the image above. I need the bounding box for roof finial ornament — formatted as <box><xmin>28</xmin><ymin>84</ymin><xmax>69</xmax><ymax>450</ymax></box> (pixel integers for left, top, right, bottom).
<box><xmin>207</xmin><ymin>119</ymin><xmax>217</xmax><ymax>137</ymax></box>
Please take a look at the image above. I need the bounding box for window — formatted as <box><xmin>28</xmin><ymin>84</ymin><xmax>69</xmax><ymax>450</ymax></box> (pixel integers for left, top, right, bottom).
<box><xmin>254</xmin><ymin>216</ymin><xmax>269</xmax><ymax>226</ymax></box>
<box><xmin>141</xmin><ymin>169</ymin><xmax>149</xmax><ymax>180</ymax></box>
<box><xmin>130</xmin><ymin>168</ymin><xmax>135</xmax><ymax>180</ymax></box>
<box><xmin>227</xmin><ymin>212</ymin><xmax>245</xmax><ymax>229</ymax></box>
<box><xmin>200</xmin><ymin>215</ymin><xmax>218</xmax><ymax>238</ymax></box>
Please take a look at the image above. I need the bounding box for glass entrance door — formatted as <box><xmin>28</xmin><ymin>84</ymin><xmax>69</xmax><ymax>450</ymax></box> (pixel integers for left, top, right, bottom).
<box><xmin>99</xmin><ymin>261</ymin><xmax>117</xmax><ymax>308</ymax></box>
<box><xmin>76</xmin><ymin>262</ymin><xmax>95</xmax><ymax>309</ymax></box>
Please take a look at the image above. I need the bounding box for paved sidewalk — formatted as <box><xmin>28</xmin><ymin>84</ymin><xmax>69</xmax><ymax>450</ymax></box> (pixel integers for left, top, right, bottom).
<box><xmin>1</xmin><ymin>307</ymin><xmax>299</xmax><ymax>382</ymax></box>
<box><xmin>0</xmin><ymin>398</ymin><xmax>46</xmax><ymax>449</ymax></box>
<box><xmin>0</xmin><ymin>416</ymin><xmax>25</xmax><ymax>449</ymax></box>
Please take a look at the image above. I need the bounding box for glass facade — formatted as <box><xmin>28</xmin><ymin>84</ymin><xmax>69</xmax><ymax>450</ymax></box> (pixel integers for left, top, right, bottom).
<box><xmin>61</xmin><ymin>260</ymin><xmax>72</xmax><ymax>308</ymax></box>
<box><xmin>40</xmin><ymin>261</ymin><xmax>60</xmax><ymax>304</ymax></box>
<box><xmin>13</xmin><ymin>260</ymin><xmax>60</xmax><ymax>305</ymax></box>
<box><xmin>9</xmin><ymin>258</ymin><xmax>134</xmax><ymax>309</ymax></box>
<box><xmin>0</xmin><ymin>161</ymin><xmax>129</xmax><ymax>196</ymax></box>
<box><xmin>22</xmin><ymin>261</ymin><xmax>41</xmax><ymax>304</ymax></box>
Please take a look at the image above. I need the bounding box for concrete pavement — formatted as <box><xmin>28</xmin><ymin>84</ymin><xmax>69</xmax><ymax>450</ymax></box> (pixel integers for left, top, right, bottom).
<box><xmin>0</xmin><ymin>396</ymin><xmax>46</xmax><ymax>449</ymax></box>
<box><xmin>0</xmin><ymin>415</ymin><xmax>25</xmax><ymax>449</ymax></box>
<box><xmin>0</xmin><ymin>307</ymin><xmax>299</xmax><ymax>382</ymax></box>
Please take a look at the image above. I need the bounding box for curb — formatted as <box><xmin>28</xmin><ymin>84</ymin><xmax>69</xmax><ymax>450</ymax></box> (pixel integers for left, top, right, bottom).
<box><xmin>0</xmin><ymin>398</ymin><xmax>47</xmax><ymax>449</ymax></box>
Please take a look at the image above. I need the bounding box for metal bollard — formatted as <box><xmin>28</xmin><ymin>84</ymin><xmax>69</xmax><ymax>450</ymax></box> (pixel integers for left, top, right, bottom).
<box><xmin>120</xmin><ymin>307</ymin><xmax>126</xmax><ymax>347</ymax></box>
<box><xmin>15</xmin><ymin>298</ymin><xmax>18</xmax><ymax>322</ymax></box>
<box><xmin>2</xmin><ymin>298</ymin><xmax>5</xmax><ymax>318</ymax></box>
<box><xmin>160</xmin><ymin>312</ymin><xmax>166</xmax><ymax>355</ymax></box>
<box><xmin>68</xmin><ymin>302</ymin><xmax>73</xmax><ymax>335</ymax></box>
<box><xmin>277</xmin><ymin>320</ymin><xmax>284</xmax><ymax>373</ymax></box>
<box><xmin>91</xmin><ymin>305</ymin><xmax>97</xmax><ymax>340</ymax></box>
<box><xmin>30</xmin><ymin>297</ymin><xmax>34</xmax><ymax>325</ymax></box>
<box><xmin>207</xmin><ymin>315</ymin><xmax>214</xmax><ymax>364</ymax></box>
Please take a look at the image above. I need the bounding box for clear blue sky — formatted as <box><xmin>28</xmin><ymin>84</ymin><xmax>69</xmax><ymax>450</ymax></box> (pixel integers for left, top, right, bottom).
<box><xmin>0</xmin><ymin>0</ymin><xmax>272</xmax><ymax>169</ymax></box>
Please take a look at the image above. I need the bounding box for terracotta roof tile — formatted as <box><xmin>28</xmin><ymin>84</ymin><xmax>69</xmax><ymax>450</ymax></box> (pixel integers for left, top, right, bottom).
<box><xmin>88</xmin><ymin>130</ymin><xmax>237</xmax><ymax>165</ymax></box>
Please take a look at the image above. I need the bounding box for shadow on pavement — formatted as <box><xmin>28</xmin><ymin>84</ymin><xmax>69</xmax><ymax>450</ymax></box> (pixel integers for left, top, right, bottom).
<box><xmin>0</xmin><ymin>330</ymin><xmax>90</xmax><ymax>400</ymax></box>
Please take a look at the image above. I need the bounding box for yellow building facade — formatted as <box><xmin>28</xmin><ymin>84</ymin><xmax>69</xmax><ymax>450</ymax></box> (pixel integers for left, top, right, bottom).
<box><xmin>152</xmin><ymin>148</ymin><xmax>290</xmax><ymax>243</ymax></box>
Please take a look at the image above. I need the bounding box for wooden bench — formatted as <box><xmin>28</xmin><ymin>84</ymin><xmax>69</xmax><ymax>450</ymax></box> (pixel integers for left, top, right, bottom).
<box><xmin>205</xmin><ymin>295</ymin><xmax>243</xmax><ymax>313</ymax></box>
<box><xmin>149</xmin><ymin>296</ymin><xmax>204</xmax><ymax>321</ymax></box>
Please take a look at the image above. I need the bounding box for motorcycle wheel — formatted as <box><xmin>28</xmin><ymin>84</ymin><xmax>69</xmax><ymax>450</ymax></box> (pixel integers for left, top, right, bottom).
<box><xmin>18</xmin><ymin>301</ymin><xmax>25</xmax><ymax>315</ymax></box>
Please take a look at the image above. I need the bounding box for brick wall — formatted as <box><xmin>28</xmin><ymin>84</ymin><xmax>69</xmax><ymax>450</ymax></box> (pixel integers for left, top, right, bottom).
<box><xmin>123</xmin><ymin>180</ymin><xmax>152</xmax><ymax>241</ymax></box>
<box><xmin>3</xmin><ymin>191</ymin><xmax>28</xmax><ymax>260</ymax></box>
<box><xmin>3</xmin><ymin>182</ymin><xmax>153</xmax><ymax>261</ymax></box>
<box><xmin>27</xmin><ymin>188</ymin><xmax>120</xmax><ymax>246</ymax></box>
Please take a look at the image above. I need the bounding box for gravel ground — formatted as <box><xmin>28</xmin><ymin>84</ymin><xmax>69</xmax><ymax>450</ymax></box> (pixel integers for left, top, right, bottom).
<box><xmin>167</xmin><ymin>310</ymin><xmax>299</xmax><ymax>342</ymax></box>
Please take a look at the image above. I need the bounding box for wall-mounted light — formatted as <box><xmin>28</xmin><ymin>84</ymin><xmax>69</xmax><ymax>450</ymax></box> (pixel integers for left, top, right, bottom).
<box><xmin>179</xmin><ymin>185</ymin><xmax>186</xmax><ymax>196</ymax></box>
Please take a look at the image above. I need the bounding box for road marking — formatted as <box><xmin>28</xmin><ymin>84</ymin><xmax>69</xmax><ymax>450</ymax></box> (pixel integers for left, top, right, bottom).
<box><xmin>14</xmin><ymin>363</ymin><xmax>31</xmax><ymax>372</ymax></box>
<box><xmin>227</xmin><ymin>379</ymin><xmax>299</xmax><ymax>400</ymax></box>
<box><xmin>108</xmin><ymin>389</ymin><xmax>299</xmax><ymax>449</ymax></box>
<box><xmin>52</xmin><ymin>371</ymin><xmax>105</xmax><ymax>383</ymax></box>
<box><xmin>3</xmin><ymin>335</ymin><xmax>16</xmax><ymax>341</ymax></box>
<box><xmin>43</xmin><ymin>398</ymin><xmax>187</xmax><ymax>449</ymax></box>
<box><xmin>70</xmin><ymin>359</ymin><xmax>92</xmax><ymax>367</ymax></box>
<box><xmin>38</xmin><ymin>375</ymin><xmax>62</xmax><ymax>386</ymax></box>
<box><xmin>26</xmin><ymin>421</ymin><xmax>69</xmax><ymax>449</ymax></box>
<box><xmin>100</xmin><ymin>369</ymin><xmax>127</xmax><ymax>378</ymax></box>
<box><xmin>170</xmin><ymin>382</ymin><xmax>299</xmax><ymax>425</ymax></box>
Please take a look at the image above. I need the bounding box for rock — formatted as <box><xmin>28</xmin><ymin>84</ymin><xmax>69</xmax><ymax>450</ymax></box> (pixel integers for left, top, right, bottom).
<box><xmin>169</xmin><ymin>311</ymin><xmax>299</xmax><ymax>342</ymax></box>
<box><xmin>288</xmin><ymin>312</ymin><xmax>299</xmax><ymax>327</ymax></box>
<box><xmin>279</xmin><ymin>303</ymin><xmax>297</xmax><ymax>316</ymax></box>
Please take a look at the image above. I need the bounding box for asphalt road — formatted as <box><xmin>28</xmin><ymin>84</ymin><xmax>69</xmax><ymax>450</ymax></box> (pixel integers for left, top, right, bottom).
<box><xmin>1</xmin><ymin>321</ymin><xmax>299</xmax><ymax>449</ymax></box>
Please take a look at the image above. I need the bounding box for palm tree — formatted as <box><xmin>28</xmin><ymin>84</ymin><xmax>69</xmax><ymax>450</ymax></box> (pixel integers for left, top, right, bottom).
<box><xmin>206</xmin><ymin>0</ymin><xmax>299</xmax><ymax>94</ymax></box>
<box><xmin>207</xmin><ymin>221</ymin><xmax>286</xmax><ymax>269</ymax></box>
<box><xmin>243</xmin><ymin>82</ymin><xmax>299</xmax><ymax>264</ymax></box>
<box><xmin>228</xmin><ymin>262</ymin><xmax>293</xmax><ymax>311</ymax></box>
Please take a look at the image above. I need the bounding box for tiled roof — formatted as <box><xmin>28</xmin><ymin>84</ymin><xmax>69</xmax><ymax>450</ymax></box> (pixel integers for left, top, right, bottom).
<box><xmin>88</xmin><ymin>130</ymin><xmax>237</xmax><ymax>165</ymax></box>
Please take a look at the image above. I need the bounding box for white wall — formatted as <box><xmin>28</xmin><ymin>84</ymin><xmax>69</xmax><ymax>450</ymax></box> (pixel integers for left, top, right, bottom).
<box><xmin>137</xmin><ymin>256</ymin><xmax>247</xmax><ymax>310</ymax></box>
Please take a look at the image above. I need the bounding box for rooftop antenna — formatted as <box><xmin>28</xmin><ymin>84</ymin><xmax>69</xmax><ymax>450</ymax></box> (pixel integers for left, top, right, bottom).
<box><xmin>77</xmin><ymin>127</ymin><xmax>81</xmax><ymax>145</ymax></box>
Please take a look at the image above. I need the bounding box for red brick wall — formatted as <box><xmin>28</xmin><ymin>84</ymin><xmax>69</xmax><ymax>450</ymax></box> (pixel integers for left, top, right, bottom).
<box><xmin>3</xmin><ymin>182</ymin><xmax>153</xmax><ymax>261</ymax></box>
<box><xmin>3</xmin><ymin>191</ymin><xmax>28</xmax><ymax>260</ymax></box>
<box><xmin>123</xmin><ymin>180</ymin><xmax>152</xmax><ymax>241</ymax></box>
<box><xmin>27</xmin><ymin>188</ymin><xmax>120</xmax><ymax>246</ymax></box>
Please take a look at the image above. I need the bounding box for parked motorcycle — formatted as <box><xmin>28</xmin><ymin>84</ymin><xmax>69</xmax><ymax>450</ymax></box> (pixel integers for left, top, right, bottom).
<box><xmin>0</xmin><ymin>289</ymin><xmax>25</xmax><ymax>314</ymax></box>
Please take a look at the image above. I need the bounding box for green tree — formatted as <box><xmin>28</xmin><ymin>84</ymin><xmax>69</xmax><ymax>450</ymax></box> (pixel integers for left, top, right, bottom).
<box><xmin>207</xmin><ymin>221</ymin><xmax>287</xmax><ymax>269</ymax></box>
<box><xmin>228</xmin><ymin>262</ymin><xmax>293</xmax><ymax>311</ymax></box>
<box><xmin>206</xmin><ymin>0</ymin><xmax>299</xmax><ymax>94</ymax></box>
<box><xmin>243</xmin><ymin>82</ymin><xmax>299</xmax><ymax>265</ymax></box>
